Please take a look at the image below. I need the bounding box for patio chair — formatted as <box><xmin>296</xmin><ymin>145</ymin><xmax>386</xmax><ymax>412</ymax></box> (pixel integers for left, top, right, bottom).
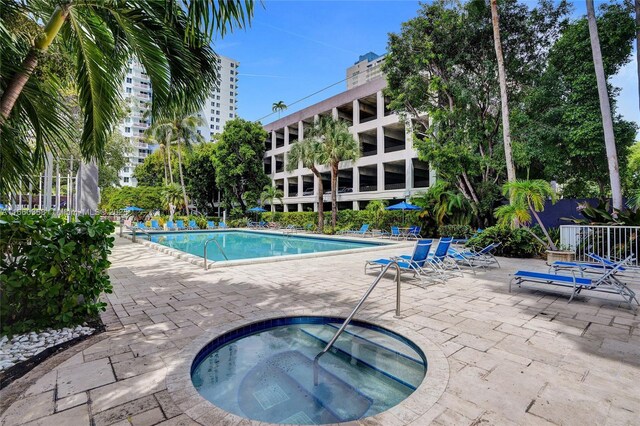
<box><xmin>341</xmin><ymin>224</ymin><xmax>370</xmax><ymax>236</ymax></box>
<box><xmin>137</xmin><ymin>222</ymin><xmax>149</xmax><ymax>231</ymax></box>
<box><xmin>452</xmin><ymin>228</ymin><xmax>484</xmax><ymax>245</ymax></box>
<box><xmin>176</xmin><ymin>220</ymin><xmax>186</xmax><ymax>230</ymax></box>
<box><xmin>456</xmin><ymin>242</ymin><xmax>501</xmax><ymax>268</ymax></box>
<box><xmin>365</xmin><ymin>239</ymin><xmax>440</xmax><ymax>282</ymax></box>
<box><xmin>549</xmin><ymin>252</ymin><xmax>637</xmax><ymax>284</ymax></box>
<box><xmin>188</xmin><ymin>219</ymin><xmax>198</xmax><ymax>230</ymax></box>
<box><xmin>510</xmin><ymin>255</ymin><xmax>638</xmax><ymax>311</ymax></box>
<box><xmin>406</xmin><ymin>226</ymin><xmax>423</xmax><ymax>239</ymax></box>
<box><xmin>150</xmin><ymin>220</ymin><xmax>162</xmax><ymax>231</ymax></box>
<box><xmin>388</xmin><ymin>226</ymin><xmax>404</xmax><ymax>240</ymax></box>
<box><xmin>206</xmin><ymin>221</ymin><xmax>216</xmax><ymax>230</ymax></box>
<box><xmin>166</xmin><ymin>220</ymin><xmax>177</xmax><ymax>231</ymax></box>
<box><xmin>399</xmin><ymin>237</ymin><xmax>459</xmax><ymax>279</ymax></box>
<box><xmin>304</xmin><ymin>223</ymin><xmax>316</xmax><ymax>233</ymax></box>
<box><xmin>218</xmin><ymin>222</ymin><xmax>228</xmax><ymax>228</ymax></box>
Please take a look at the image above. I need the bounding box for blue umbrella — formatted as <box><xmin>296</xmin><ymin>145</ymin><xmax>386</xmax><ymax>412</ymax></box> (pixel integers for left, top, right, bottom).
<box><xmin>247</xmin><ymin>207</ymin><xmax>267</xmax><ymax>213</ymax></box>
<box><xmin>386</xmin><ymin>201</ymin><xmax>421</xmax><ymax>223</ymax></box>
<box><xmin>0</xmin><ymin>203</ymin><xmax>5</xmax><ymax>210</ymax></box>
<box><xmin>123</xmin><ymin>206</ymin><xmax>144</xmax><ymax>212</ymax></box>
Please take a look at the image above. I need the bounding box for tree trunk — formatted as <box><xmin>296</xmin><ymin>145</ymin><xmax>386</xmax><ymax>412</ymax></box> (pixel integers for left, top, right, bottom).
<box><xmin>311</xmin><ymin>167</ymin><xmax>324</xmax><ymax>232</ymax></box>
<box><xmin>166</xmin><ymin>140</ymin><xmax>174</xmax><ymax>184</ymax></box>
<box><xmin>489</xmin><ymin>0</ymin><xmax>516</xmax><ymax>187</ymax></box>
<box><xmin>528</xmin><ymin>201</ymin><xmax>557</xmax><ymax>250</ymax></box>
<box><xmin>162</xmin><ymin>147</ymin><xmax>168</xmax><ymax>185</ymax></box>
<box><xmin>176</xmin><ymin>142</ymin><xmax>189</xmax><ymax>215</ymax></box>
<box><xmin>586</xmin><ymin>0</ymin><xmax>623</xmax><ymax>211</ymax></box>
<box><xmin>331</xmin><ymin>162</ymin><xmax>338</xmax><ymax>228</ymax></box>
<box><xmin>0</xmin><ymin>6</ymin><xmax>69</xmax><ymax>126</ymax></box>
<box><xmin>636</xmin><ymin>0</ymin><xmax>639</xmax><ymax>111</ymax></box>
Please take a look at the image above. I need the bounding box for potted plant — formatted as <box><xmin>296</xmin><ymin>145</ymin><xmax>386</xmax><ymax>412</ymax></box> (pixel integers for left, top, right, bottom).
<box><xmin>545</xmin><ymin>243</ymin><xmax>575</xmax><ymax>263</ymax></box>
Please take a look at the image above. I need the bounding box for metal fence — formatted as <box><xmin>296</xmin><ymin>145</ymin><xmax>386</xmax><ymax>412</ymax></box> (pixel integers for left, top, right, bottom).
<box><xmin>559</xmin><ymin>225</ymin><xmax>639</xmax><ymax>268</ymax></box>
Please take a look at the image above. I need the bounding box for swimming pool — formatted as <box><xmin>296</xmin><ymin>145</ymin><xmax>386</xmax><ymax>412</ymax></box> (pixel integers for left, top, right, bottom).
<box><xmin>147</xmin><ymin>231</ymin><xmax>383</xmax><ymax>261</ymax></box>
<box><xmin>191</xmin><ymin>316</ymin><xmax>426</xmax><ymax>424</ymax></box>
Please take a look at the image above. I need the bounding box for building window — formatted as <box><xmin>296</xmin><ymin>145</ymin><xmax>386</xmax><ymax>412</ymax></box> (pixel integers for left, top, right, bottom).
<box><xmin>126</xmin><ymin>87</ymin><xmax>132</xmax><ymax>93</ymax></box>
<box><xmin>211</xmin><ymin>101</ymin><xmax>215</xmax><ymax>106</ymax></box>
<box><xmin>229</xmin><ymin>113</ymin><xmax>234</xmax><ymax>118</ymax></box>
<box><xmin>125</xmin><ymin>127</ymin><xmax>131</xmax><ymax>133</ymax></box>
<box><xmin>216</xmin><ymin>95</ymin><xmax>220</xmax><ymax>100</ymax></box>
<box><xmin>229</xmin><ymin>105</ymin><xmax>233</xmax><ymax>110</ymax></box>
<box><xmin>210</xmin><ymin>124</ymin><xmax>214</xmax><ymax>129</ymax></box>
<box><xmin>216</xmin><ymin>125</ymin><xmax>219</xmax><ymax>130</ymax></box>
<box><xmin>216</xmin><ymin>111</ymin><xmax>220</xmax><ymax>115</ymax></box>
<box><xmin>216</xmin><ymin>118</ymin><xmax>220</xmax><ymax>123</ymax></box>
<box><xmin>230</xmin><ymin>91</ymin><xmax>234</xmax><ymax>96</ymax></box>
<box><xmin>216</xmin><ymin>102</ymin><xmax>220</xmax><ymax>107</ymax></box>
<box><xmin>123</xmin><ymin>167</ymin><xmax>129</xmax><ymax>173</ymax></box>
<box><xmin>230</xmin><ymin>70</ymin><xmax>234</xmax><ymax>75</ymax></box>
<box><xmin>211</xmin><ymin>109</ymin><xmax>215</xmax><ymax>114</ymax></box>
<box><xmin>230</xmin><ymin>77</ymin><xmax>234</xmax><ymax>81</ymax></box>
<box><xmin>126</xmin><ymin>77</ymin><xmax>132</xmax><ymax>83</ymax></box>
<box><xmin>230</xmin><ymin>99</ymin><xmax>234</xmax><ymax>103</ymax></box>
<box><xmin>123</xmin><ymin>177</ymin><xmax>130</xmax><ymax>183</ymax></box>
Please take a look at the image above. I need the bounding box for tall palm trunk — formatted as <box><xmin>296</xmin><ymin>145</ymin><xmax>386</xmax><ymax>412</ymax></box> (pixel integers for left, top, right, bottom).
<box><xmin>586</xmin><ymin>0</ymin><xmax>623</xmax><ymax>211</ymax></box>
<box><xmin>636</xmin><ymin>0</ymin><xmax>639</xmax><ymax>112</ymax></box>
<box><xmin>311</xmin><ymin>167</ymin><xmax>324</xmax><ymax>232</ymax></box>
<box><xmin>176</xmin><ymin>141</ymin><xmax>190</xmax><ymax>215</ymax></box>
<box><xmin>330</xmin><ymin>162</ymin><xmax>338</xmax><ymax>227</ymax></box>
<box><xmin>489</xmin><ymin>0</ymin><xmax>516</xmax><ymax>187</ymax></box>
<box><xmin>161</xmin><ymin>146</ymin><xmax>168</xmax><ymax>184</ymax></box>
<box><xmin>166</xmin><ymin>138</ymin><xmax>174</xmax><ymax>184</ymax></box>
<box><xmin>0</xmin><ymin>7</ymin><xmax>69</xmax><ymax>125</ymax></box>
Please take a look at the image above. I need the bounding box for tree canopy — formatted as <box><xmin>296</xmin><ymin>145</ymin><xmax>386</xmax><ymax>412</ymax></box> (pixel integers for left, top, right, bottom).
<box><xmin>212</xmin><ymin>118</ymin><xmax>270</xmax><ymax>210</ymax></box>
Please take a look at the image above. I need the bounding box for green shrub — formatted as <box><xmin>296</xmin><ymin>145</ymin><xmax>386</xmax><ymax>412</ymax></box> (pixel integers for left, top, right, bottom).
<box><xmin>466</xmin><ymin>225</ymin><xmax>543</xmax><ymax>258</ymax></box>
<box><xmin>0</xmin><ymin>214</ymin><xmax>115</xmax><ymax>335</ymax></box>
<box><xmin>438</xmin><ymin>225</ymin><xmax>473</xmax><ymax>238</ymax></box>
<box><xmin>99</xmin><ymin>186</ymin><xmax>164</xmax><ymax>211</ymax></box>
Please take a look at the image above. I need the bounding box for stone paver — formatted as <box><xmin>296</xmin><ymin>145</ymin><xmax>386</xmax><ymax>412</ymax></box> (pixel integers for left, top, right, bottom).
<box><xmin>1</xmin><ymin>234</ymin><xmax>639</xmax><ymax>426</ymax></box>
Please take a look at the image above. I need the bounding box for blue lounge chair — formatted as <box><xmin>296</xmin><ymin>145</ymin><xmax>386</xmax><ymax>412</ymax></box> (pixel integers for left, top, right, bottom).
<box><xmin>399</xmin><ymin>237</ymin><xmax>458</xmax><ymax>278</ymax></box>
<box><xmin>341</xmin><ymin>224</ymin><xmax>370</xmax><ymax>236</ymax></box>
<box><xmin>150</xmin><ymin>220</ymin><xmax>162</xmax><ymax>230</ymax></box>
<box><xmin>166</xmin><ymin>220</ymin><xmax>177</xmax><ymax>231</ymax></box>
<box><xmin>365</xmin><ymin>239</ymin><xmax>439</xmax><ymax>282</ymax></box>
<box><xmin>511</xmin><ymin>255</ymin><xmax>638</xmax><ymax>311</ymax></box>
<box><xmin>388</xmin><ymin>226</ymin><xmax>403</xmax><ymax>240</ymax></box>
<box><xmin>452</xmin><ymin>228</ymin><xmax>484</xmax><ymax>245</ymax></box>
<box><xmin>137</xmin><ymin>222</ymin><xmax>148</xmax><ymax>231</ymax></box>
<box><xmin>218</xmin><ymin>222</ymin><xmax>227</xmax><ymax>228</ymax></box>
<box><xmin>207</xmin><ymin>221</ymin><xmax>216</xmax><ymax>230</ymax></box>
<box><xmin>176</xmin><ymin>220</ymin><xmax>186</xmax><ymax>230</ymax></box>
<box><xmin>188</xmin><ymin>219</ymin><xmax>198</xmax><ymax>230</ymax></box>
<box><xmin>449</xmin><ymin>242</ymin><xmax>501</xmax><ymax>269</ymax></box>
<box><xmin>406</xmin><ymin>225</ymin><xmax>423</xmax><ymax>239</ymax></box>
<box><xmin>549</xmin><ymin>252</ymin><xmax>635</xmax><ymax>284</ymax></box>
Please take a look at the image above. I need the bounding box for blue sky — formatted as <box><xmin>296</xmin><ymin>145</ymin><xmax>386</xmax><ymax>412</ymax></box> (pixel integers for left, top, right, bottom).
<box><xmin>214</xmin><ymin>1</ymin><xmax>638</xmax><ymax>129</ymax></box>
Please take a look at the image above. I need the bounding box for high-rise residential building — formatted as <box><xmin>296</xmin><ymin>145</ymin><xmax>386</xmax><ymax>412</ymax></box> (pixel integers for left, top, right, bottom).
<box><xmin>346</xmin><ymin>52</ymin><xmax>386</xmax><ymax>90</ymax></box>
<box><xmin>195</xmin><ymin>55</ymin><xmax>240</xmax><ymax>141</ymax></box>
<box><xmin>262</xmin><ymin>78</ymin><xmax>434</xmax><ymax>213</ymax></box>
<box><xmin>117</xmin><ymin>55</ymin><xmax>239</xmax><ymax>186</ymax></box>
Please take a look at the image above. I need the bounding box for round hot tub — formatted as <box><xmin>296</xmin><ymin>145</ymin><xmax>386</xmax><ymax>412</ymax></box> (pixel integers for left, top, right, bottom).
<box><xmin>191</xmin><ymin>316</ymin><xmax>427</xmax><ymax>424</ymax></box>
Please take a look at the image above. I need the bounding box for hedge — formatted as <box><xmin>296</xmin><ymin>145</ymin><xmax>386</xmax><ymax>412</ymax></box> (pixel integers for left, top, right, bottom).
<box><xmin>0</xmin><ymin>214</ymin><xmax>115</xmax><ymax>335</ymax></box>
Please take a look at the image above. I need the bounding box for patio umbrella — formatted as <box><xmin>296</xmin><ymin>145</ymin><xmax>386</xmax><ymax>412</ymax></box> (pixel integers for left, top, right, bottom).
<box><xmin>247</xmin><ymin>206</ymin><xmax>267</xmax><ymax>221</ymax></box>
<box><xmin>386</xmin><ymin>201</ymin><xmax>421</xmax><ymax>223</ymax></box>
<box><xmin>123</xmin><ymin>206</ymin><xmax>144</xmax><ymax>211</ymax></box>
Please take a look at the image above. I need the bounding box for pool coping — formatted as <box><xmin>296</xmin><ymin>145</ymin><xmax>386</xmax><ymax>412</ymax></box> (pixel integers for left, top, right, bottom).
<box><xmin>165</xmin><ymin>310</ymin><xmax>450</xmax><ymax>425</ymax></box>
<box><xmin>121</xmin><ymin>228</ymin><xmax>413</xmax><ymax>269</ymax></box>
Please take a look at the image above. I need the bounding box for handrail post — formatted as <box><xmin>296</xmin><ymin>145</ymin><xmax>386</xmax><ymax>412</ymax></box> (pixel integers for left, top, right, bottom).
<box><xmin>132</xmin><ymin>227</ymin><xmax>136</xmax><ymax>243</ymax></box>
<box><xmin>314</xmin><ymin>260</ymin><xmax>401</xmax><ymax>385</ymax></box>
<box><xmin>203</xmin><ymin>237</ymin><xmax>228</xmax><ymax>270</ymax></box>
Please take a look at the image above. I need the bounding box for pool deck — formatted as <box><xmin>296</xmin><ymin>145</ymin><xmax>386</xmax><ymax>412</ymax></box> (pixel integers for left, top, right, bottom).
<box><xmin>1</xmin><ymin>235</ymin><xmax>639</xmax><ymax>425</ymax></box>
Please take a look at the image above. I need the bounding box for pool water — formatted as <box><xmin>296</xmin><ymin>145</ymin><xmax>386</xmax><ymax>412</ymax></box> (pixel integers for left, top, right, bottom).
<box><xmin>191</xmin><ymin>317</ymin><xmax>426</xmax><ymax>424</ymax></box>
<box><xmin>148</xmin><ymin>231</ymin><xmax>382</xmax><ymax>261</ymax></box>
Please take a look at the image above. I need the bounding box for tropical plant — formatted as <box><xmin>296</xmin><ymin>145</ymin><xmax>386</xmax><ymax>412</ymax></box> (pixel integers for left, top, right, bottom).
<box><xmin>564</xmin><ymin>200</ymin><xmax>640</xmax><ymax>226</ymax></box>
<box><xmin>286</xmin><ymin>139</ymin><xmax>325</xmax><ymax>232</ymax></box>
<box><xmin>466</xmin><ymin>225</ymin><xmax>543</xmax><ymax>258</ymax></box>
<box><xmin>162</xmin><ymin>183</ymin><xmax>185</xmax><ymax>221</ymax></box>
<box><xmin>261</xmin><ymin>185</ymin><xmax>284</xmax><ymax>213</ymax></box>
<box><xmin>364</xmin><ymin>200</ymin><xmax>387</xmax><ymax>229</ymax></box>
<box><xmin>99</xmin><ymin>186</ymin><xmax>163</xmax><ymax>212</ymax></box>
<box><xmin>146</xmin><ymin>114</ymin><xmax>205</xmax><ymax>214</ymax></box>
<box><xmin>494</xmin><ymin>180</ymin><xmax>557</xmax><ymax>250</ymax></box>
<box><xmin>306</xmin><ymin>116</ymin><xmax>360</xmax><ymax>227</ymax></box>
<box><xmin>272</xmin><ymin>100</ymin><xmax>287</xmax><ymax>118</ymax></box>
<box><xmin>0</xmin><ymin>0</ymin><xmax>253</xmax><ymax>192</ymax></box>
<box><xmin>184</xmin><ymin>142</ymin><xmax>217</xmax><ymax>212</ymax></box>
<box><xmin>212</xmin><ymin>118</ymin><xmax>270</xmax><ymax>211</ymax></box>
<box><xmin>412</xmin><ymin>181</ymin><xmax>473</xmax><ymax>228</ymax></box>
<box><xmin>586</xmin><ymin>0</ymin><xmax>623</xmax><ymax>211</ymax></box>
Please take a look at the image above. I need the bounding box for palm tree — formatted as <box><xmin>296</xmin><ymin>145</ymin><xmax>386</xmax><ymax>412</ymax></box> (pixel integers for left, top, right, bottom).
<box><xmin>272</xmin><ymin>101</ymin><xmax>287</xmax><ymax>118</ymax></box>
<box><xmin>586</xmin><ymin>0</ymin><xmax>623</xmax><ymax>211</ymax></box>
<box><xmin>494</xmin><ymin>180</ymin><xmax>557</xmax><ymax>250</ymax></box>
<box><xmin>489</xmin><ymin>0</ymin><xmax>517</xmax><ymax>189</ymax></box>
<box><xmin>146</xmin><ymin>114</ymin><xmax>204</xmax><ymax>215</ymax></box>
<box><xmin>162</xmin><ymin>183</ymin><xmax>185</xmax><ymax>222</ymax></box>
<box><xmin>307</xmin><ymin>116</ymin><xmax>360</xmax><ymax>228</ymax></box>
<box><xmin>0</xmin><ymin>0</ymin><xmax>253</xmax><ymax>190</ymax></box>
<box><xmin>261</xmin><ymin>185</ymin><xmax>284</xmax><ymax>213</ymax></box>
<box><xmin>286</xmin><ymin>139</ymin><xmax>325</xmax><ymax>232</ymax></box>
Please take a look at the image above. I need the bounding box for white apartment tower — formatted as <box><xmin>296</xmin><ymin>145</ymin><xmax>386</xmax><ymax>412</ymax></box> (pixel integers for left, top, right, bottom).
<box><xmin>118</xmin><ymin>55</ymin><xmax>239</xmax><ymax>186</ymax></box>
<box><xmin>346</xmin><ymin>52</ymin><xmax>386</xmax><ymax>90</ymax></box>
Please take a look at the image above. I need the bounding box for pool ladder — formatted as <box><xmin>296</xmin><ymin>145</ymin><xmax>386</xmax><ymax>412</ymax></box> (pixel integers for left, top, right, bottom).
<box><xmin>203</xmin><ymin>237</ymin><xmax>229</xmax><ymax>269</ymax></box>
<box><xmin>313</xmin><ymin>260</ymin><xmax>402</xmax><ymax>385</ymax></box>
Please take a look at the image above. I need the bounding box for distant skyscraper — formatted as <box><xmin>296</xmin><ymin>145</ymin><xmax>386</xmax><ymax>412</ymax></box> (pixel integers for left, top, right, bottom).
<box><xmin>117</xmin><ymin>55</ymin><xmax>239</xmax><ymax>187</ymax></box>
<box><xmin>346</xmin><ymin>52</ymin><xmax>386</xmax><ymax>90</ymax></box>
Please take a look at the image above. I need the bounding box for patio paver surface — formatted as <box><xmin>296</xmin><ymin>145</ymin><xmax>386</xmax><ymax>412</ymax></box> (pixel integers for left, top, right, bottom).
<box><xmin>1</xmin><ymin>235</ymin><xmax>639</xmax><ymax>425</ymax></box>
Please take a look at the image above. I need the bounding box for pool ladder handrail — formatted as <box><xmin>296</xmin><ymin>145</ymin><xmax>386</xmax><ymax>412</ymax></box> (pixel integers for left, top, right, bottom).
<box><xmin>203</xmin><ymin>237</ymin><xmax>229</xmax><ymax>269</ymax></box>
<box><xmin>313</xmin><ymin>260</ymin><xmax>402</xmax><ymax>385</ymax></box>
<box><xmin>123</xmin><ymin>224</ymin><xmax>151</xmax><ymax>243</ymax></box>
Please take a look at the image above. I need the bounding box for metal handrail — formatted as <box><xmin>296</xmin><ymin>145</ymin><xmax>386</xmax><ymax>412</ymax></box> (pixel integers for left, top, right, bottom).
<box><xmin>123</xmin><ymin>224</ymin><xmax>151</xmax><ymax>243</ymax></box>
<box><xmin>203</xmin><ymin>237</ymin><xmax>228</xmax><ymax>270</ymax></box>
<box><xmin>313</xmin><ymin>260</ymin><xmax>402</xmax><ymax>385</ymax></box>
